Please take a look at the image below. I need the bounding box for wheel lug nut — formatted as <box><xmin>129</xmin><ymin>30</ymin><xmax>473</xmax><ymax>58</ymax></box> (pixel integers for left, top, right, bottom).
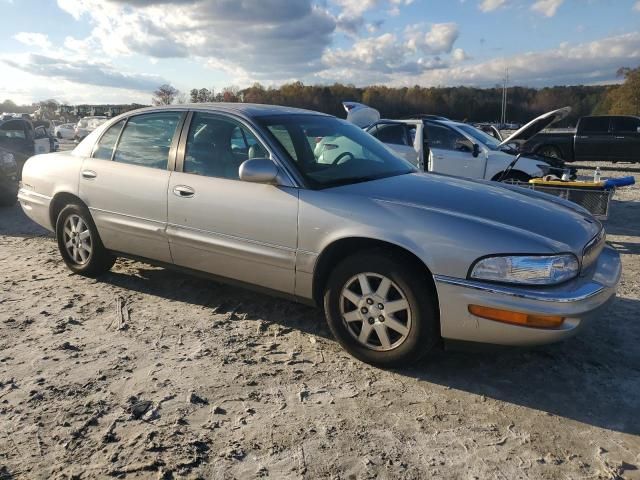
<box><xmin>361</xmin><ymin>307</ymin><xmax>368</xmax><ymax>314</ymax></box>
<box><xmin>378</xmin><ymin>315</ymin><xmax>385</xmax><ymax>322</ymax></box>
<box><xmin>368</xmin><ymin>317</ymin><xmax>375</xmax><ymax>325</ymax></box>
<box><xmin>378</xmin><ymin>303</ymin><xmax>384</xmax><ymax>309</ymax></box>
<box><xmin>366</xmin><ymin>298</ymin><xmax>374</xmax><ymax>305</ymax></box>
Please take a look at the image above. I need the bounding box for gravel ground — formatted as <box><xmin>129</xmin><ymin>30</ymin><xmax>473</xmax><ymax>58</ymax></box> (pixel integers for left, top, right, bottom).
<box><xmin>0</xmin><ymin>163</ymin><xmax>638</xmax><ymax>479</ymax></box>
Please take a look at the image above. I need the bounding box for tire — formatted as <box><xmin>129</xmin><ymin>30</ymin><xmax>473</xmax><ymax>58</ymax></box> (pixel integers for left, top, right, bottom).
<box><xmin>55</xmin><ymin>204</ymin><xmax>115</xmax><ymax>276</ymax></box>
<box><xmin>494</xmin><ymin>170</ymin><xmax>531</xmax><ymax>183</ymax></box>
<box><xmin>323</xmin><ymin>249</ymin><xmax>439</xmax><ymax>367</ymax></box>
<box><xmin>537</xmin><ymin>145</ymin><xmax>562</xmax><ymax>160</ymax></box>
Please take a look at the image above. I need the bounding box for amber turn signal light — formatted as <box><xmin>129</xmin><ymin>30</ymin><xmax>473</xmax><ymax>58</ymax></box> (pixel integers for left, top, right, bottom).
<box><xmin>468</xmin><ymin>305</ymin><xmax>565</xmax><ymax>329</ymax></box>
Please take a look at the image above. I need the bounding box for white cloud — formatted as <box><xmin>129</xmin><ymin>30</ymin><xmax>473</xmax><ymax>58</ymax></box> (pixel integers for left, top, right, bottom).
<box><xmin>634</xmin><ymin>1</ymin><xmax>640</xmax><ymax>11</ymax></box>
<box><xmin>406</xmin><ymin>23</ymin><xmax>459</xmax><ymax>55</ymax></box>
<box><xmin>13</xmin><ymin>32</ymin><xmax>52</xmax><ymax>50</ymax></box>
<box><xmin>531</xmin><ymin>0</ymin><xmax>564</xmax><ymax>17</ymax></box>
<box><xmin>479</xmin><ymin>0</ymin><xmax>508</xmax><ymax>12</ymax></box>
<box><xmin>452</xmin><ymin>48</ymin><xmax>470</xmax><ymax>62</ymax></box>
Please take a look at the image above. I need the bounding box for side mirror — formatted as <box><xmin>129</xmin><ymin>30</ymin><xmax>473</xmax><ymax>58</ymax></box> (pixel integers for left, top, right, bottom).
<box><xmin>239</xmin><ymin>158</ymin><xmax>279</xmax><ymax>184</ymax></box>
<box><xmin>472</xmin><ymin>143</ymin><xmax>480</xmax><ymax>158</ymax></box>
<box><xmin>637</xmin><ymin>126</ymin><xmax>640</xmax><ymax>134</ymax></box>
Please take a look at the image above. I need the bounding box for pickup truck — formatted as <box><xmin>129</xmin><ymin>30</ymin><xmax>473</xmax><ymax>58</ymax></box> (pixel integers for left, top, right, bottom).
<box><xmin>522</xmin><ymin>115</ymin><xmax>640</xmax><ymax>163</ymax></box>
<box><xmin>341</xmin><ymin>104</ymin><xmax>573</xmax><ymax>182</ymax></box>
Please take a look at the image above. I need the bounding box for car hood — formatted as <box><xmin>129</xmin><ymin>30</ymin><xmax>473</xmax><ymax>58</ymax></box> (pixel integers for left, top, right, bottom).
<box><xmin>343</xmin><ymin>102</ymin><xmax>380</xmax><ymax>128</ymax></box>
<box><xmin>499</xmin><ymin>107</ymin><xmax>571</xmax><ymax>147</ymax></box>
<box><xmin>329</xmin><ymin>172</ymin><xmax>601</xmax><ymax>254</ymax></box>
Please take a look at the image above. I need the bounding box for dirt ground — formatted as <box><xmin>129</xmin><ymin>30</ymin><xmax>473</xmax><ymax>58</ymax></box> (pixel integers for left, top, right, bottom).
<box><xmin>1</xmin><ymin>163</ymin><xmax>639</xmax><ymax>479</ymax></box>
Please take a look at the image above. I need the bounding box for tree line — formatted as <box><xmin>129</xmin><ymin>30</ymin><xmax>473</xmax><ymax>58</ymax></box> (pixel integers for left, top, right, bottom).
<box><xmin>149</xmin><ymin>66</ymin><xmax>638</xmax><ymax>126</ymax></box>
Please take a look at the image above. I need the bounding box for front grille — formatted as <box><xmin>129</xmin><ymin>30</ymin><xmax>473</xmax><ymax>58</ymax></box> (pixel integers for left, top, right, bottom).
<box><xmin>582</xmin><ymin>228</ymin><xmax>605</xmax><ymax>271</ymax></box>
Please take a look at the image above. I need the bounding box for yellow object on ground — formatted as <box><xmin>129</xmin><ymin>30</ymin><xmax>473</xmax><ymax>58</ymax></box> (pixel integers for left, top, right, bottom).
<box><xmin>529</xmin><ymin>178</ymin><xmax>604</xmax><ymax>189</ymax></box>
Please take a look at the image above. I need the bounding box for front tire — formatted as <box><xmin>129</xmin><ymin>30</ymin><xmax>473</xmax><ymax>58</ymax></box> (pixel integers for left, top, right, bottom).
<box><xmin>499</xmin><ymin>171</ymin><xmax>531</xmax><ymax>183</ymax></box>
<box><xmin>55</xmin><ymin>204</ymin><xmax>115</xmax><ymax>276</ymax></box>
<box><xmin>323</xmin><ymin>250</ymin><xmax>439</xmax><ymax>367</ymax></box>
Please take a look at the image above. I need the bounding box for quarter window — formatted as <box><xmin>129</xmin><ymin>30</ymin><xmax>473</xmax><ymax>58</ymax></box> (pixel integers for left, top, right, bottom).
<box><xmin>184</xmin><ymin>113</ymin><xmax>267</xmax><ymax>179</ymax></box>
<box><xmin>113</xmin><ymin>112</ymin><xmax>181</xmax><ymax>169</ymax></box>
<box><xmin>93</xmin><ymin>120</ymin><xmax>125</xmax><ymax>160</ymax></box>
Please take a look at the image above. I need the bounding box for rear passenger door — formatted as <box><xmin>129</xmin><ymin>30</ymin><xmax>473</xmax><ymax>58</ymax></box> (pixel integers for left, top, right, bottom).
<box><xmin>166</xmin><ymin>112</ymin><xmax>299</xmax><ymax>294</ymax></box>
<box><xmin>610</xmin><ymin>116</ymin><xmax>640</xmax><ymax>163</ymax></box>
<box><xmin>368</xmin><ymin>123</ymin><xmax>418</xmax><ymax>165</ymax></box>
<box><xmin>574</xmin><ymin>117</ymin><xmax>612</xmax><ymax>162</ymax></box>
<box><xmin>79</xmin><ymin>111</ymin><xmax>185</xmax><ymax>263</ymax></box>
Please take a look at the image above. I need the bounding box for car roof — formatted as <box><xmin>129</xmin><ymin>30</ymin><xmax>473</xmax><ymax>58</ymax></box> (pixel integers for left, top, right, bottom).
<box><xmin>129</xmin><ymin>103</ymin><xmax>333</xmax><ymax>119</ymax></box>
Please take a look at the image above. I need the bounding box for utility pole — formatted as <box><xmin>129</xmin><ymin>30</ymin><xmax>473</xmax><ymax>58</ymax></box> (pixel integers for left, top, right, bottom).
<box><xmin>500</xmin><ymin>67</ymin><xmax>509</xmax><ymax>126</ymax></box>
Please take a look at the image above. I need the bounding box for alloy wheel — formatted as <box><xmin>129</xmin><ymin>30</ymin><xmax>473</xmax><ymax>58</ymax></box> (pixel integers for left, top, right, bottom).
<box><xmin>339</xmin><ymin>272</ymin><xmax>412</xmax><ymax>351</ymax></box>
<box><xmin>63</xmin><ymin>214</ymin><xmax>92</xmax><ymax>265</ymax></box>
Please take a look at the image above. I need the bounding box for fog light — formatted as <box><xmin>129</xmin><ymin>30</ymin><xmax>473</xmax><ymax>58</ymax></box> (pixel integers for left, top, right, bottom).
<box><xmin>468</xmin><ymin>305</ymin><xmax>565</xmax><ymax>329</ymax></box>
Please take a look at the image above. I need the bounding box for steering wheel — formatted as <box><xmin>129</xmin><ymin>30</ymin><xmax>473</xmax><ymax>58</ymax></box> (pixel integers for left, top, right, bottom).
<box><xmin>332</xmin><ymin>151</ymin><xmax>355</xmax><ymax>165</ymax></box>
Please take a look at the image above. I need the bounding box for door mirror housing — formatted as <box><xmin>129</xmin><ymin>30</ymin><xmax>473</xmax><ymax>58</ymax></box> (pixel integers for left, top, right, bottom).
<box><xmin>472</xmin><ymin>143</ymin><xmax>481</xmax><ymax>158</ymax></box>
<box><xmin>239</xmin><ymin>158</ymin><xmax>279</xmax><ymax>184</ymax></box>
<box><xmin>637</xmin><ymin>126</ymin><xmax>640</xmax><ymax>134</ymax></box>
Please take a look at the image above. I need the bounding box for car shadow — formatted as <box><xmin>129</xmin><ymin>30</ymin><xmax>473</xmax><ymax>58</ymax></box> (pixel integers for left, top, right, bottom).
<box><xmin>602</xmin><ymin>199</ymin><xmax>640</xmax><ymax>237</ymax></box>
<box><xmin>97</xmin><ymin>263</ymin><xmax>332</xmax><ymax>339</ymax></box>
<box><xmin>0</xmin><ymin>204</ymin><xmax>51</xmax><ymax>238</ymax></box>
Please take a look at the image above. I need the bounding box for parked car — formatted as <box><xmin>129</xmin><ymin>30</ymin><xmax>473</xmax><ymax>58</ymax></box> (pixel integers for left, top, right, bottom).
<box><xmin>0</xmin><ymin>116</ymin><xmax>52</xmax><ymax>176</ymax></box>
<box><xmin>522</xmin><ymin>115</ymin><xmax>640</xmax><ymax>163</ymax></box>
<box><xmin>55</xmin><ymin>123</ymin><xmax>77</xmax><ymax>140</ymax></box>
<box><xmin>74</xmin><ymin>116</ymin><xmax>108</xmax><ymax>141</ymax></box>
<box><xmin>19</xmin><ymin>104</ymin><xmax>621</xmax><ymax>366</ymax></box>
<box><xmin>365</xmin><ymin>107</ymin><xmax>573</xmax><ymax>182</ymax></box>
<box><xmin>0</xmin><ymin>146</ymin><xmax>19</xmax><ymax>206</ymax></box>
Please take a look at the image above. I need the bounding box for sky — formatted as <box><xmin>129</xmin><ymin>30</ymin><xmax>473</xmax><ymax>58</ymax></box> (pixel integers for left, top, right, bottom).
<box><xmin>0</xmin><ymin>0</ymin><xmax>639</xmax><ymax>105</ymax></box>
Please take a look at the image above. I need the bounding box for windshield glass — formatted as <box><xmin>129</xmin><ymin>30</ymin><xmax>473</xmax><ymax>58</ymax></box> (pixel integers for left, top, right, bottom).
<box><xmin>257</xmin><ymin>114</ymin><xmax>415</xmax><ymax>189</ymax></box>
<box><xmin>456</xmin><ymin>124</ymin><xmax>502</xmax><ymax>150</ymax></box>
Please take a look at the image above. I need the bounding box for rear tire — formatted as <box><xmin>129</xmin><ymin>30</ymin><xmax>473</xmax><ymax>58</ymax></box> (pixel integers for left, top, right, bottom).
<box><xmin>55</xmin><ymin>204</ymin><xmax>115</xmax><ymax>276</ymax></box>
<box><xmin>323</xmin><ymin>249</ymin><xmax>439</xmax><ymax>367</ymax></box>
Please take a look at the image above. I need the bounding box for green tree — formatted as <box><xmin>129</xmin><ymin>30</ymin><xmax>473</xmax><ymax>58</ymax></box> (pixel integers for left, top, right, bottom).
<box><xmin>599</xmin><ymin>67</ymin><xmax>640</xmax><ymax>116</ymax></box>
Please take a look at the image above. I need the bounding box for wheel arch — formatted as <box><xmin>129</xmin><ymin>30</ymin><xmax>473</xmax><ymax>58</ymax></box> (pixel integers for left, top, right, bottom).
<box><xmin>49</xmin><ymin>192</ymin><xmax>89</xmax><ymax>230</ymax></box>
<box><xmin>311</xmin><ymin>237</ymin><xmax>439</xmax><ymax>314</ymax></box>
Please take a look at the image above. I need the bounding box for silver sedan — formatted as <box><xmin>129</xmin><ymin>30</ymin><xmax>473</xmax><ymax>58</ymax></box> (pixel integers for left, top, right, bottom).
<box><xmin>18</xmin><ymin>104</ymin><xmax>621</xmax><ymax>366</ymax></box>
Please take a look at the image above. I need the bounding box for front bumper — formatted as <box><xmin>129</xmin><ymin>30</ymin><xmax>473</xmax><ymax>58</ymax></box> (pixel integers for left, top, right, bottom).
<box><xmin>433</xmin><ymin>246</ymin><xmax>621</xmax><ymax>346</ymax></box>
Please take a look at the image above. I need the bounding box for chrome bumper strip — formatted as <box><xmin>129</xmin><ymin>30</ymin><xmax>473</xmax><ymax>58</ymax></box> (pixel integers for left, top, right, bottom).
<box><xmin>433</xmin><ymin>275</ymin><xmax>605</xmax><ymax>303</ymax></box>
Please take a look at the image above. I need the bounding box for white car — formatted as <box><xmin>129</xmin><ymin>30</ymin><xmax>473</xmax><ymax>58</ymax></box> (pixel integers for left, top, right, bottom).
<box><xmin>360</xmin><ymin>104</ymin><xmax>571</xmax><ymax>182</ymax></box>
<box><xmin>75</xmin><ymin>116</ymin><xmax>108</xmax><ymax>141</ymax></box>
<box><xmin>54</xmin><ymin>123</ymin><xmax>77</xmax><ymax>140</ymax></box>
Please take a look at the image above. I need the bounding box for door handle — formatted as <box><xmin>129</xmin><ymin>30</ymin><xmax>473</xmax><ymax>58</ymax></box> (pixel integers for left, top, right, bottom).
<box><xmin>81</xmin><ymin>170</ymin><xmax>97</xmax><ymax>179</ymax></box>
<box><xmin>173</xmin><ymin>185</ymin><xmax>195</xmax><ymax>198</ymax></box>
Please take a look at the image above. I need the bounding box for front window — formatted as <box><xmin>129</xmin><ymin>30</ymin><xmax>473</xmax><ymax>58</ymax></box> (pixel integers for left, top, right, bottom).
<box><xmin>456</xmin><ymin>124</ymin><xmax>501</xmax><ymax>150</ymax></box>
<box><xmin>257</xmin><ymin>115</ymin><xmax>415</xmax><ymax>189</ymax></box>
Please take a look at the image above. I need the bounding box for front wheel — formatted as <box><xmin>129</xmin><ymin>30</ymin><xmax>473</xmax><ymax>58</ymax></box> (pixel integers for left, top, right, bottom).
<box><xmin>323</xmin><ymin>250</ymin><xmax>439</xmax><ymax>367</ymax></box>
<box><xmin>56</xmin><ymin>204</ymin><xmax>115</xmax><ymax>276</ymax></box>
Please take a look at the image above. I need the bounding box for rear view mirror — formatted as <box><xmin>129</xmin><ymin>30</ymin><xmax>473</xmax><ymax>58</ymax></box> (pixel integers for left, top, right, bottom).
<box><xmin>472</xmin><ymin>143</ymin><xmax>480</xmax><ymax>158</ymax></box>
<box><xmin>239</xmin><ymin>158</ymin><xmax>279</xmax><ymax>184</ymax></box>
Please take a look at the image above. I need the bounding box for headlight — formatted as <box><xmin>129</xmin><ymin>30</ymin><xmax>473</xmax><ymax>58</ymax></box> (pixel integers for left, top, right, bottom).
<box><xmin>470</xmin><ymin>254</ymin><xmax>579</xmax><ymax>285</ymax></box>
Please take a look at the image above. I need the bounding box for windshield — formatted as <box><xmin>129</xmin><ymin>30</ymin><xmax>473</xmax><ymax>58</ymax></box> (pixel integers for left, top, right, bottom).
<box><xmin>456</xmin><ymin>124</ymin><xmax>502</xmax><ymax>150</ymax></box>
<box><xmin>257</xmin><ymin>114</ymin><xmax>415</xmax><ymax>189</ymax></box>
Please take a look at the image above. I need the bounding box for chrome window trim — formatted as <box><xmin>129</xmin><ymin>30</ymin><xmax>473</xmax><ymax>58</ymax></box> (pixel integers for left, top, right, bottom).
<box><xmin>433</xmin><ymin>274</ymin><xmax>605</xmax><ymax>303</ymax></box>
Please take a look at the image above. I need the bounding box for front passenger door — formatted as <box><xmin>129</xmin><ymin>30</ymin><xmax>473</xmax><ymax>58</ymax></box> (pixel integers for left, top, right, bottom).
<box><xmin>166</xmin><ymin>112</ymin><xmax>299</xmax><ymax>294</ymax></box>
<box><xmin>425</xmin><ymin>122</ymin><xmax>485</xmax><ymax>178</ymax></box>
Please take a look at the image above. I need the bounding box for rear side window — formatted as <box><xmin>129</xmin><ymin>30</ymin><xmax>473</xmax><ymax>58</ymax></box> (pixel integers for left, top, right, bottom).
<box><xmin>579</xmin><ymin>117</ymin><xmax>610</xmax><ymax>133</ymax></box>
<box><xmin>611</xmin><ymin>117</ymin><xmax>640</xmax><ymax>133</ymax></box>
<box><xmin>372</xmin><ymin>124</ymin><xmax>409</xmax><ymax>145</ymax></box>
<box><xmin>113</xmin><ymin>112</ymin><xmax>181</xmax><ymax>169</ymax></box>
<box><xmin>0</xmin><ymin>120</ymin><xmax>27</xmax><ymax>139</ymax></box>
<box><xmin>93</xmin><ymin>120</ymin><xmax>124</xmax><ymax>160</ymax></box>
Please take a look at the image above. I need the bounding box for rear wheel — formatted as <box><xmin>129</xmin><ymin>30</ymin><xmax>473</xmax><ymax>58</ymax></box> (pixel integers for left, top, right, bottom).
<box><xmin>55</xmin><ymin>204</ymin><xmax>115</xmax><ymax>276</ymax></box>
<box><xmin>323</xmin><ymin>250</ymin><xmax>439</xmax><ymax>367</ymax></box>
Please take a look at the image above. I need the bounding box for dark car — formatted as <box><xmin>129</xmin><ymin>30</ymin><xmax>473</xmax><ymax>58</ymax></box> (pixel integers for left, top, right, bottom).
<box><xmin>0</xmin><ymin>117</ymin><xmax>53</xmax><ymax>177</ymax></box>
<box><xmin>522</xmin><ymin>115</ymin><xmax>640</xmax><ymax>163</ymax></box>
<box><xmin>0</xmin><ymin>146</ymin><xmax>19</xmax><ymax>206</ymax></box>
